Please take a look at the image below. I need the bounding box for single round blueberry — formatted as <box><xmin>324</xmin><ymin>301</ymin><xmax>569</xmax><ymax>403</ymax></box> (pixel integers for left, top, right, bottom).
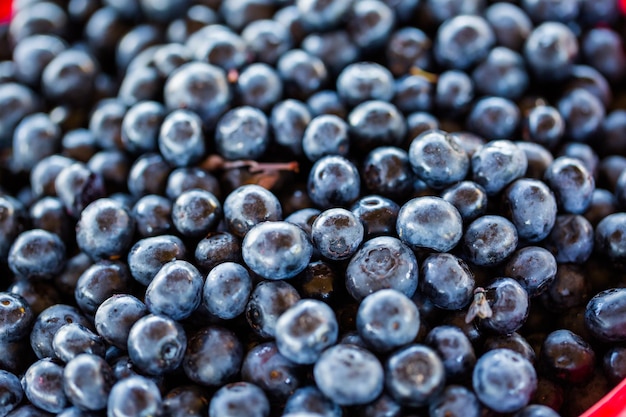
<box><xmin>362</xmin><ymin>147</ymin><xmax>415</xmax><ymax>200</ymax></box>
<box><xmin>223</xmin><ymin>184</ymin><xmax>282</xmax><ymax>238</ymax></box>
<box><xmin>127</xmin><ymin>235</ymin><xmax>186</xmax><ymax>286</ymax></box>
<box><xmin>12</xmin><ymin>113</ymin><xmax>62</xmax><ymax>172</ymax></box>
<box><xmin>357</xmin><ymin>289</ymin><xmax>420</xmax><ymax>352</ymax></box>
<box><xmin>504</xmin><ymin>247</ymin><xmax>557</xmax><ymax>297</ymax></box>
<box><xmin>435</xmin><ymin>70</ymin><xmax>474</xmax><ymax>115</ymax></box>
<box><xmin>7</xmin><ymin>229</ymin><xmax>65</xmax><ymax>279</ymax></box>
<box><xmin>336</xmin><ymin>62</ymin><xmax>394</xmax><ymax>107</ymax></box>
<box><xmin>503</xmin><ymin>178</ymin><xmax>557</xmax><ymax>242</ymax></box>
<box><xmin>192</xmin><ymin>29</ymin><xmax>248</xmax><ymax>71</ymax></box>
<box><xmin>284</xmin><ymin>386</ymin><xmax>340</xmax><ymax>417</ymax></box>
<box><xmin>595</xmin><ymin>213</ymin><xmax>626</xmax><ymax>263</ymax></box>
<box><xmin>302</xmin><ymin>114</ymin><xmax>349</xmax><ymax>162</ymax></box>
<box><xmin>472</xmin><ymin>47</ymin><xmax>528</xmax><ymax>100</ymax></box>
<box><xmin>242</xmin><ymin>221</ymin><xmax>313</xmax><ymax>280</ymax></box>
<box><xmin>348</xmin><ymin>100</ymin><xmax>407</xmax><ymax>152</ymax></box>
<box><xmin>165</xmin><ymin>167</ymin><xmax>221</xmax><ymax>201</ymax></box>
<box><xmin>464</xmin><ymin>215</ymin><xmax>518</xmax><ymax>266</ymax></box>
<box><xmin>545</xmin><ymin>215</ymin><xmax>594</xmax><ymax>264</ymax></box>
<box><xmin>558</xmin><ymin>88</ymin><xmax>605</xmax><ymax>142</ymax></box>
<box><xmin>237</xmin><ymin>63</ymin><xmax>283</xmax><ymax>111</ymax></box>
<box><xmin>162</xmin><ymin>385</ymin><xmax>208</xmax><ymax>417</ymax></box>
<box><xmin>0</xmin><ymin>370</ymin><xmax>23</xmax><ymax>417</ymax></box>
<box><xmin>396</xmin><ymin>196</ymin><xmax>463</xmax><ymax>252</ymax></box>
<box><xmin>409</xmin><ymin>129</ymin><xmax>470</xmax><ymax>189</ymax></box>
<box><xmin>467</xmin><ymin>97</ymin><xmax>521</xmax><ymax>141</ymax></box>
<box><xmin>434</xmin><ymin>15</ymin><xmax>495</xmax><ymax>70</ymax></box>
<box><xmin>52</xmin><ymin>323</ymin><xmax>106</xmax><ymax>363</ymax></box>
<box><xmin>215</xmin><ymin>106</ymin><xmax>269</xmax><ymax>160</ymax></box>
<box><xmin>245</xmin><ymin>281</ymin><xmax>301</xmax><ymax>339</ymax></box>
<box><xmin>22</xmin><ymin>358</ymin><xmax>67</xmax><ymax>413</ymax></box>
<box><xmin>307</xmin><ymin>90</ymin><xmax>347</xmax><ymax>119</ymax></box>
<box><xmin>394</xmin><ymin>74</ymin><xmax>433</xmax><ymax>114</ymax></box>
<box><xmin>0</xmin><ymin>292</ymin><xmax>34</xmax><ymax>342</ymax></box>
<box><xmin>74</xmin><ymin>261</ymin><xmax>131</xmax><ymax>316</ymax></box>
<box><xmin>127</xmin><ymin>314</ymin><xmax>187</xmax><ymax>376</ymax></box>
<box><xmin>76</xmin><ymin>198</ymin><xmax>136</xmax><ymax>261</ymax></box>
<box><xmin>471</xmin><ymin>140</ymin><xmax>528</xmax><ymax>195</ymax></box>
<box><xmin>271</xmin><ymin>99</ymin><xmax>311</xmax><ymax>155</ymax></box>
<box><xmin>172</xmin><ymin>189</ymin><xmax>222</xmax><ymax>238</ymax></box>
<box><xmin>420</xmin><ymin>253</ymin><xmax>475</xmax><ymax>310</ymax></box>
<box><xmin>514</xmin><ymin>405</ymin><xmax>561</xmax><ymax>417</ymax></box>
<box><xmin>121</xmin><ymin>100</ymin><xmax>164</xmax><ymax>154</ymax></box>
<box><xmin>158</xmin><ymin>109</ymin><xmax>205</xmax><ymax>167</ymax></box>
<box><xmin>208</xmin><ymin>382</ymin><xmax>269</xmax><ymax>417</ymax></box>
<box><xmin>194</xmin><ymin>232</ymin><xmax>241</xmax><ymax>273</ymax></box>
<box><xmin>385</xmin><ymin>344</ymin><xmax>445</xmax><ymax>407</ymax></box>
<box><xmin>202</xmin><ymin>262</ymin><xmax>252</xmax><ymax>320</ymax></box>
<box><xmin>308</xmin><ymin>155</ymin><xmax>361</xmax><ymax>209</ymax></box>
<box><xmin>345</xmin><ymin>236</ymin><xmax>419</xmax><ymax>300</ymax></box>
<box><xmin>426</xmin><ymin>326</ymin><xmax>476</xmax><ymax>381</ymax></box>
<box><xmin>62</xmin><ymin>354</ymin><xmax>114</xmax><ymax>411</ymax></box>
<box><xmin>313</xmin><ymin>344</ymin><xmax>384</xmax><ymax>406</ymax></box>
<box><xmin>440</xmin><ymin>181</ymin><xmax>488</xmax><ymax>222</ymax></box>
<box><xmin>585</xmin><ymin>288</ymin><xmax>626</xmax><ymax>342</ymax></box>
<box><xmin>473</xmin><ymin>349</ymin><xmax>537</xmax><ymax>413</ymax></box>
<box><xmin>311</xmin><ymin>208</ymin><xmax>364</xmax><ymax>261</ymax></box>
<box><xmin>277</xmin><ymin>49</ymin><xmax>328</xmax><ymax>100</ymax></box>
<box><xmin>183</xmin><ymin>326</ymin><xmax>243</xmax><ymax>387</ymax></box>
<box><xmin>132</xmin><ymin>195</ymin><xmax>173</xmax><ymax>238</ymax></box>
<box><xmin>347</xmin><ymin>0</ymin><xmax>395</xmax><ymax>50</ymax></box>
<box><xmin>241</xmin><ymin>19</ymin><xmax>292</xmax><ymax>65</ymax></box>
<box><xmin>95</xmin><ymin>294</ymin><xmax>147</xmax><ymax>349</ymax></box>
<box><xmin>350</xmin><ymin>195</ymin><xmax>400</xmax><ymax>238</ymax></box>
<box><xmin>107</xmin><ymin>376</ymin><xmax>162</xmax><ymax>417</ymax></box>
<box><xmin>524</xmin><ymin>105</ymin><xmax>565</xmax><ymax>150</ymax></box>
<box><xmin>127</xmin><ymin>153</ymin><xmax>171</xmax><ymax>197</ymax></box>
<box><xmin>30</xmin><ymin>304</ymin><xmax>92</xmax><ymax>360</ymax></box>
<box><xmin>524</xmin><ymin>22</ymin><xmax>578</xmax><ymax>81</ymax></box>
<box><xmin>297</xmin><ymin>0</ymin><xmax>352</xmax><ymax>30</ymax></box>
<box><xmin>540</xmin><ymin>329</ymin><xmax>595</xmax><ymax>384</ymax></box>
<box><xmin>386</xmin><ymin>27</ymin><xmax>431</xmax><ymax>76</ymax></box>
<box><xmin>275</xmin><ymin>299</ymin><xmax>338</xmax><ymax>365</ymax></box>
<box><xmin>478</xmin><ymin>278</ymin><xmax>530</xmax><ymax>335</ymax></box>
<box><xmin>429</xmin><ymin>385</ymin><xmax>481</xmax><ymax>417</ymax></box>
<box><xmin>483</xmin><ymin>332</ymin><xmax>536</xmax><ymax>363</ymax></box>
<box><xmin>544</xmin><ymin>156</ymin><xmax>595</xmax><ymax>214</ymax></box>
<box><xmin>55</xmin><ymin>162</ymin><xmax>106</xmax><ymax>217</ymax></box>
<box><xmin>145</xmin><ymin>260</ymin><xmax>203</xmax><ymax>321</ymax></box>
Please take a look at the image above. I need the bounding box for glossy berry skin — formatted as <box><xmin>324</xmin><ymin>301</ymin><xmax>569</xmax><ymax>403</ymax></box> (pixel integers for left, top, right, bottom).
<box><xmin>166</xmin><ymin>167</ymin><xmax>221</xmax><ymax>201</ymax></box>
<box><xmin>132</xmin><ymin>195</ymin><xmax>173</xmax><ymax>238</ymax></box>
<box><xmin>22</xmin><ymin>358</ymin><xmax>68</xmax><ymax>413</ymax></box>
<box><xmin>242</xmin><ymin>19</ymin><xmax>292</xmax><ymax>65</ymax></box>
<box><xmin>245</xmin><ymin>281</ymin><xmax>301</xmax><ymax>339</ymax></box>
<box><xmin>426</xmin><ymin>325</ymin><xmax>476</xmax><ymax>381</ymax></box>
<box><xmin>30</xmin><ymin>304</ymin><xmax>91</xmax><ymax>360</ymax></box>
<box><xmin>275</xmin><ymin>299</ymin><xmax>338</xmax><ymax>365</ymax></box>
<box><xmin>350</xmin><ymin>195</ymin><xmax>399</xmax><ymax>239</ymax></box>
<box><xmin>12</xmin><ymin>112</ymin><xmax>62</xmax><ymax>172</ymax></box>
<box><xmin>121</xmin><ymin>100</ymin><xmax>164</xmax><ymax>154</ymax></box>
<box><xmin>194</xmin><ymin>232</ymin><xmax>241</xmax><ymax>273</ymax></box>
<box><xmin>348</xmin><ymin>100</ymin><xmax>406</xmax><ymax>152</ymax></box>
<box><xmin>314</xmin><ymin>344</ymin><xmax>384</xmax><ymax>406</ymax></box>
<box><xmin>242</xmin><ymin>221</ymin><xmax>313</xmax><ymax>280</ymax></box>
<box><xmin>479</xmin><ymin>278</ymin><xmax>530</xmax><ymax>335</ymax></box>
<box><xmin>307</xmin><ymin>90</ymin><xmax>347</xmax><ymax>118</ymax></box>
<box><xmin>473</xmin><ymin>349</ymin><xmax>537</xmax><ymax>413</ymax></box>
<box><xmin>345</xmin><ymin>236</ymin><xmax>418</xmax><ymax>300</ymax></box>
<box><xmin>472</xmin><ymin>47</ymin><xmax>528</xmax><ymax>100</ymax></box>
<box><xmin>74</xmin><ymin>261</ymin><xmax>131</xmax><ymax>316</ymax></box>
<box><xmin>362</xmin><ymin>147</ymin><xmax>414</xmax><ymax>200</ymax></box>
<box><xmin>52</xmin><ymin>323</ymin><xmax>105</xmax><ymax>363</ymax></box>
<box><xmin>0</xmin><ymin>370</ymin><xmax>23</xmax><ymax>417</ymax></box>
<box><xmin>408</xmin><ymin>130</ymin><xmax>469</xmax><ymax>189</ymax></box>
<box><xmin>504</xmin><ymin>247</ymin><xmax>557</xmax><ymax>298</ymax></box>
<box><xmin>183</xmin><ymin>326</ymin><xmax>243</xmax><ymax>387</ymax></box>
<box><xmin>544</xmin><ymin>157</ymin><xmax>595</xmax><ymax>214</ymax></box>
<box><xmin>202</xmin><ymin>262</ymin><xmax>252</xmax><ymax>320</ymax></box>
<box><xmin>540</xmin><ymin>329</ymin><xmax>595</xmax><ymax>384</ymax></box>
<box><xmin>357</xmin><ymin>289</ymin><xmax>420</xmax><ymax>352</ymax></box>
<box><xmin>127</xmin><ymin>153</ymin><xmax>171</xmax><ymax>197</ymax></box>
<box><xmin>429</xmin><ymin>385</ymin><xmax>481</xmax><ymax>417</ymax></box>
<box><xmin>420</xmin><ymin>253</ymin><xmax>475</xmax><ymax>310</ymax></box>
<box><xmin>62</xmin><ymin>354</ymin><xmax>114</xmax><ymax>411</ymax></box>
<box><xmin>471</xmin><ymin>140</ymin><xmax>527</xmax><ymax>196</ymax></box>
<box><xmin>397</xmin><ymin>196</ymin><xmax>463</xmax><ymax>253</ymax></box>
<box><xmin>311</xmin><ymin>208</ymin><xmax>363</xmax><ymax>261</ymax></box>
<box><xmin>76</xmin><ymin>198</ymin><xmax>135</xmax><ymax>261</ymax></box>
<box><xmin>385</xmin><ymin>344</ymin><xmax>445</xmax><ymax>407</ymax></box>
<box><xmin>271</xmin><ymin>99</ymin><xmax>311</xmax><ymax>155</ymax></box>
<box><xmin>464</xmin><ymin>215</ymin><xmax>518</xmax><ymax>266</ymax></box>
<box><xmin>336</xmin><ymin>62</ymin><xmax>394</xmax><ymax>107</ymax></box>
<box><xmin>223</xmin><ymin>184</ymin><xmax>282</xmax><ymax>238</ymax></box>
<box><xmin>514</xmin><ymin>404</ymin><xmax>561</xmax><ymax>417</ymax></box>
<box><xmin>145</xmin><ymin>260</ymin><xmax>203</xmax><ymax>321</ymax></box>
<box><xmin>0</xmin><ymin>292</ymin><xmax>34</xmax><ymax>342</ymax></box>
<box><xmin>277</xmin><ymin>49</ymin><xmax>328</xmax><ymax>100</ymax></box>
<box><xmin>158</xmin><ymin>109</ymin><xmax>205</xmax><ymax>167</ymax></box>
<box><xmin>107</xmin><ymin>376</ymin><xmax>162</xmax><ymax>417</ymax></box>
<box><xmin>127</xmin><ymin>235</ymin><xmax>186</xmax><ymax>286</ymax></box>
<box><xmin>95</xmin><ymin>294</ymin><xmax>147</xmax><ymax>349</ymax></box>
<box><xmin>441</xmin><ymin>181</ymin><xmax>488</xmax><ymax>223</ymax></box>
<box><xmin>545</xmin><ymin>215</ymin><xmax>594</xmax><ymax>264</ymax></box>
<box><xmin>503</xmin><ymin>179</ymin><xmax>557</xmax><ymax>242</ymax></box>
<box><xmin>208</xmin><ymin>382</ymin><xmax>269</xmax><ymax>417</ymax></box>
<box><xmin>127</xmin><ymin>314</ymin><xmax>187</xmax><ymax>376</ymax></box>
<box><xmin>434</xmin><ymin>15</ymin><xmax>495</xmax><ymax>70</ymax></box>
<box><xmin>215</xmin><ymin>106</ymin><xmax>269</xmax><ymax>160</ymax></box>
<box><xmin>596</xmin><ymin>213</ymin><xmax>626</xmax><ymax>263</ymax></box>
<box><xmin>524</xmin><ymin>106</ymin><xmax>565</xmax><ymax>150</ymax></box>
<box><xmin>162</xmin><ymin>385</ymin><xmax>208</xmax><ymax>417</ymax></box>
<box><xmin>41</xmin><ymin>49</ymin><xmax>98</xmax><ymax>105</ymax></box>
<box><xmin>8</xmin><ymin>229</ymin><xmax>65</xmax><ymax>279</ymax></box>
<box><xmin>55</xmin><ymin>162</ymin><xmax>106</xmax><ymax>218</ymax></box>
<box><xmin>307</xmin><ymin>155</ymin><xmax>361</xmax><ymax>209</ymax></box>
<box><xmin>297</xmin><ymin>0</ymin><xmax>351</xmax><ymax>30</ymax></box>
<box><xmin>603</xmin><ymin>346</ymin><xmax>626</xmax><ymax>385</ymax></box>
<box><xmin>172</xmin><ymin>189</ymin><xmax>221</xmax><ymax>238</ymax></box>
<box><xmin>283</xmin><ymin>386</ymin><xmax>340</xmax><ymax>417</ymax></box>
<box><xmin>164</xmin><ymin>62</ymin><xmax>230</xmax><ymax>129</ymax></box>
<box><xmin>524</xmin><ymin>22</ymin><xmax>578</xmax><ymax>81</ymax></box>
<box><xmin>241</xmin><ymin>341</ymin><xmax>302</xmax><ymax>400</ymax></box>
<box><xmin>237</xmin><ymin>63</ymin><xmax>283</xmax><ymax>111</ymax></box>
<box><xmin>302</xmin><ymin>114</ymin><xmax>349</xmax><ymax>162</ymax></box>
<box><xmin>585</xmin><ymin>288</ymin><xmax>626</xmax><ymax>342</ymax></box>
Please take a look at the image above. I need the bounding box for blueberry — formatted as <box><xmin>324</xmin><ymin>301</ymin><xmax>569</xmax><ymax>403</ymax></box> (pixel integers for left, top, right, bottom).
<box><xmin>303</xmin><ymin>31</ymin><xmax>358</xmax><ymax>77</ymax></box>
<box><xmin>514</xmin><ymin>405</ymin><xmax>561</xmax><ymax>417</ymax></box>
<box><xmin>242</xmin><ymin>221</ymin><xmax>313</xmax><ymax>280</ymax></box>
<box><xmin>359</xmin><ymin>393</ymin><xmax>402</xmax><ymax>417</ymax></box>
<box><xmin>386</xmin><ymin>27</ymin><xmax>432</xmax><ymax>77</ymax></box>
<box><xmin>223</xmin><ymin>184</ymin><xmax>282</xmax><ymax>238</ymax></box>
<box><xmin>275</xmin><ymin>299</ymin><xmax>338</xmax><ymax>365</ymax></box>
<box><xmin>62</xmin><ymin>354</ymin><xmax>114</xmax><ymax>411</ymax></box>
<box><xmin>127</xmin><ymin>235</ymin><xmax>186</xmax><ymax>286</ymax></box>
<box><xmin>297</xmin><ymin>0</ymin><xmax>352</xmax><ymax>30</ymax></box>
<box><xmin>0</xmin><ymin>292</ymin><xmax>34</xmax><ymax>342</ymax></box>
<box><xmin>471</xmin><ymin>140</ymin><xmax>528</xmax><ymax>195</ymax></box>
<box><xmin>277</xmin><ymin>49</ymin><xmax>328</xmax><ymax>100</ymax></box>
<box><xmin>524</xmin><ymin>22</ymin><xmax>578</xmax><ymax>81</ymax></box>
<box><xmin>52</xmin><ymin>323</ymin><xmax>106</xmax><ymax>363</ymax></box>
<box><xmin>311</xmin><ymin>208</ymin><xmax>364</xmax><ymax>261</ymax></box>
<box><xmin>440</xmin><ymin>181</ymin><xmax>488</xmax><ymax>223</ymax></box>
<box><xmin>241</xmin><ymin>19</ymin><xmax>292</xmax><ymax>65</ymax></box>
<box><xmin>166</xmin><ymin>167</ymin><xmax>221</xmax><ymax>201</ymax></box>
<box><xmin>12</xmin><ymin>113</ymin><xmax>62</xmax><ymax>172</ymax></box>
<box><xmin>504</xmin><ymin>247</ymin><xmax>557</xmax><ymax>297</ymax></box>
<box><xmin>183</xmin><ymin>326</ymin><xmax>243</xmax><ymax>387</ymax></box>
<box><xmin>208</xmin><ymin>382</ymin><xmax>269</xmax><ymax>417</ymax></box>
<box><xmin>215</xmin><ymin>106</ymin><xmax>269</xmax><ymax>161</ymax></box>
<box><xmin>345</xmin><ymin>236</ymin><xmax>419</xmax><ymax>300</ymax></box>
<box><xmin>336</xmin><ymin>62</ymin><xmax>394</xmax><ymax>107</ymax></box>
<box><xmin>503</xmin><ymin>178</ymin><xmax>557</xmax><ymax>242</ymax></box>
<box><xmin>357</xmin><ymin>289</ymin><xmax>420</xmax><ymax>352</ymax></box>
<box><xmin>350</xmin><ymin>194</ymin><xmax>400</xmax><ymax>238</ymax></box>
<box><xmin>585</xmin><ymin>288</ymin><xmax>626</xmax><ymax>342</ymax></box>
<box><xmin>540</xmin><ymin>329</ymin><xmax>595</xmax><ymax>384</ymax></box>
<box><xmin>202</xmin><ymin>262</ymin><xmax>252</xmax><ymax>320</ymax></box>
<box><xmin>241</xmin><ymin>341</ymin><xmax>302</xmax><ymax>400</ymax></box>
<box><xmin>271</xmin><ymin>99</ymin><xmax>311</xmax><ymax>155</ymax></box>
<box><xmin>236</xmin><ymin>63</ymin><xmax>283</xmax><ymax>111</ymax></box>
<box><xmin>0</xmin><ymin>370</ymin><xmax>23</xmax><ymax>417</ymax></box>
<box><xmin>162</xmin><ymin>385</ymin><xmax>208</xmax><ymax>417</ymax></box>
<box><xmin>107</xmin><ymin>376</ymin><xmax>162</xmax><ymax>417</ymax></box>
<box><xmin>349</xmin><ymin>100</ymin><xmax>407</xmax><ymax>152</ymax></box>
<box><xmin>394</xmin><ymin>74</ymin><xmax>434</xmax><ymax>114</ymax></box>
<box><xmin>22</xmin><ymin>358</ymin><xmax>68</xmax><ymax>413</ymax></box>
<box><xmin>429</xmin><ymin>385</ymin><xmax>482</xmax><ymax>417</ymax></box>
<box><xmin>483</xmin><ymin>332</ymin><xmax>536</xmax><ymax>363</ymax></box>
<box><xmin>603</xmin><ymin>346</ymin><xmax>626</xmax><ymax>385</ymax></box>
<box><xmin>302</xmin><ymin>114</ymin><xmax>350</xmax><ymax>162</ymax></box>
<box><xmin>55</xmin><ymin>162</ymin><xmax>106</xmax><ymax>217</ymax></box>
<box><xmin>0</xmin><ymin>82</ymin><xmax>40</xmax><ymax>145</ymax></box>
<box><xmin>464</xmin><ymin>215</ymin><xmax>518</xmax><ymax>266</ymax></box>
<box><xmin>435</xmin><ymin>70</ymin><xmax>474</xmax><ymax>115</ymax></box>
<box><xmin>158</xmin><ymin>109</ymin><xmax>205</xmax><ymax>167</ymax></box>
<box><xmin>41</xmin><ymin>49</ymin><xmax>98</xmax><ymax>105</ymax></box>
<box><xmin>385</xmin><ymin>344</ymin><xmax>445</xmax><ymax>407</ymax></box>
<box><xmin>472</xmin><ymin>47</ymin><xmax>528</xmax><ymax>100</ymax></box>
<box><xmin>473</xmin><ymin>349</ymin><xmax>537</xmax><ymax>413</ymax></box>
<box><xmin>30</xmin><ymin>304</ymin><xmax>92</xmax><ymax>360</ymax></box>
<box><xmin>346</xmin><ymin>0</ymin><xmax>395</xmax><ymax>50</ymax></box>
<box><xmin>245</xmin><ymin>281</ymin><xmax>301</xmax><ymax>339</ymax></box>
<box><xmin>558</xmin><ymin>88</ymin><xmax>605</xmax><ymax>142</ymax></box>
<box><xmin>409</xmin><ymin>130</ymin><xmax>469</xmax><ymax>189</ymax></box>
<box><xmin>478</xmin><ymin>278</ymin><xmax>529</xmax><ymax>335</ymax></box>
<box><xmin>467</xmin><ymin>96</ymin><xmax>520</xmax><ymax>141</ymax></box>
<box><xmin>120</xmin><ymin>100</ymin><xmax>164</xmax><ymax>154</ymax></box>
<box><xmin>145</xmin><ymin>260</ymin><xmax>203</xmax><ymax>321</ymax></box>
<box><xmin>194</xmin><ymin>232</ymin><xmax>241</xmax><ymax>273</ymax></box>
<box><xmin>127</xmin><ymin>314</ymin><xmax>187</xmax><ymax>375</ymax></box>
<box><xmin>397</xmin><ymin>196</ymin><xmax>463</xmax><ymax>252</ymax></box>
<box><xmin>95</xmin><ymin>294</ymin><xmax>147</xmax><ymax>349</ymax></box>
<box><xmin>172</xmin><ymin>189</ymin><xmax>222</xmax><ymax>238</ymax></box>
<box><xmin>420</xmin><ymin>253</ymin><xmax>475</xmax><ymax>310</ymax></box>
<box><xmin>543</xmin><ymin>264</ymin><xmax>589</xmax><ymax>312</ymax></box>
<box><xmin>314</xmin><ymin>344</ymin><xmax>384</xmax><ymax>406</ymax></box>
<box><xmin>132</xmin><ymin>195</ymin><xmax>173</xmax><ymax>238</ymax></box>
<box><xmin>8</xmin><ymin>229</ymin><xmax>65</xmax><ymax>279</ymax></box>
<box><xmin>544</xmin><ymin>156</ymin><xmax>595</xmax><ymax>214</ymax></box>
<box><xmin>434</xmin><ymin>15</ymin><xmax>495</xmax><ymax>70</ymax></box>
<box><xmin>74</xmin><ymin>261</ymin><xmax>131</xmax><ymax>316</ymax></box>
<box><xmin>283</xmin><ymin>386</ymin><xmax>340</xmax><ymax>417</ymax></box>
<box><xmin>545</xmin><ymin>215</ymin><xmax>594</xmax><ymax>264</ymax></box>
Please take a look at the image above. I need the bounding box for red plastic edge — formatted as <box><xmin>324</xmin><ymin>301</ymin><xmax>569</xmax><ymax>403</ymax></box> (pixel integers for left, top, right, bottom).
<box><xmin>0</xmin><ymin>0</ymin><xmax>12</xmax><ymax>24</ymax></box>
<box><xmin>580</xmin><ymin>378</ymin><xmax>626</xmax><ymax>417</ymax></box>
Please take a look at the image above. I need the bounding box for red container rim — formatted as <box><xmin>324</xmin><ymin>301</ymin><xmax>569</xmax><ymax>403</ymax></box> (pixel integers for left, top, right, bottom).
<box><xmin>0</xmin><ymin>0</ymin><xmax>11</xmax><ymax>24</ymax></box>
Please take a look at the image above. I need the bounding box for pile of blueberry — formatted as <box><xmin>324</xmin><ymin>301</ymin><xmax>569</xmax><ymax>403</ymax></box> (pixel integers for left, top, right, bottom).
<box><xmin>3</xmin><ymin>0</ymin><xmax>626</xmax><ymax>416</ymax></box>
